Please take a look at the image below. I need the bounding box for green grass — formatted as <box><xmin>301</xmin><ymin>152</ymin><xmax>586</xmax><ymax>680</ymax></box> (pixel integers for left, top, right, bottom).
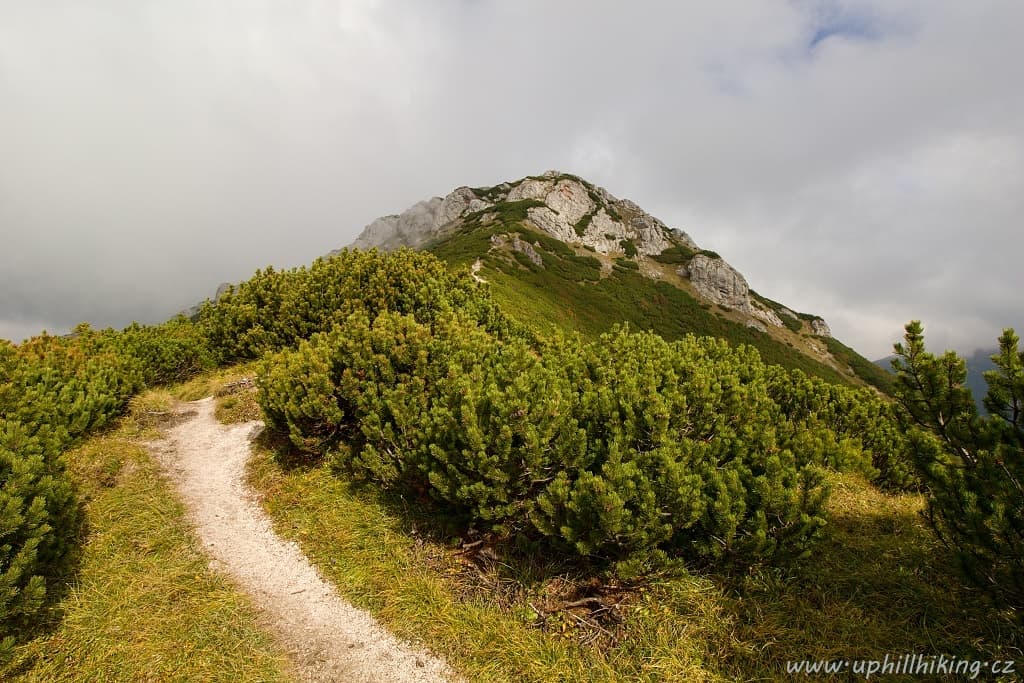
<box><xmin>573</xmin><ymin>212</ymin><xmax>594</xmax><ymax>237</ymax></box>
<box><xmin>650</xmin><ymin>244</ymin><xmax>696</xmax><ymax>265</ymax></box>
<box><xmin>215</xmin><ymin>390</ymin><xmax>261</xmax><ymax>425</ymax></box>
<box><xmin>429</xmin><ymin>219</ymin><xmax>865</xmax><ymax>386</ymax></box>
<box><xmin>821</xmin><ymin>336</ymin><xmax>896</xmax><ymax>394</ymax></box>
<box><xmin>780</xmin><ymin>315</ymin><xmax>803</xmax><ymax>333</ymax></box>
<box><xmin>245</xmin><ymin>421</ymin><xmax>1022</xmax><ymax>682</ymax></box>
<box><xmin>2</xmin><ymin>394</ymin><xmax>291</xmax><ymax>682</ymax></box>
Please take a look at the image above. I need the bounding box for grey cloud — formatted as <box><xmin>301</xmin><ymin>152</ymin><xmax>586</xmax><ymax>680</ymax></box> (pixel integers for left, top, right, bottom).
<box><xmin>0</xmin><ymin>0</ymin><xmax>1020</xmax><ymax>358</ymax></box>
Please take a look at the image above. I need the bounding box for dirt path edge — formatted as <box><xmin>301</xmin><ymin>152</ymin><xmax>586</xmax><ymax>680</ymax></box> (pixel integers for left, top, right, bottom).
<box><xmin>149</xmin><ymin>397</ymin><xmax>457</xmax><ymax>683</ymax></box>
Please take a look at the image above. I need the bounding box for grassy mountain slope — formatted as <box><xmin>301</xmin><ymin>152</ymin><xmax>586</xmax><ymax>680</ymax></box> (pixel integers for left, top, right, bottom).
<box><xmin>427</xmin><ymin>206</ymin><xmax>879</xmax><ymax>389</ymax></box>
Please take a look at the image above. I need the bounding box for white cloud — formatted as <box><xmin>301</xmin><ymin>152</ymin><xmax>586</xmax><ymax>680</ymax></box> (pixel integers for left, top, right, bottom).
<box><xmin>0</xmin><ymin>1</ymin><xmax>1020</xmax><ymax>359</ymax></box>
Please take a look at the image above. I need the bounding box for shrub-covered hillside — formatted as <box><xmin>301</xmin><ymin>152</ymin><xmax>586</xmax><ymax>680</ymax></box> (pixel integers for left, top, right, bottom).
<box><xmin>4</xmin><ymin>245</ymin><xmax>1020</xmax><ymax>675</ymax></box>
<box><xmin>1</xmin><ymin>318</ymin><xmax>212</xmax><ymax>653</ymax></box>
<box><xmin>257</xmin><ymin>310</ymin><xmax>915</xmax><ymax>577</ymax></box>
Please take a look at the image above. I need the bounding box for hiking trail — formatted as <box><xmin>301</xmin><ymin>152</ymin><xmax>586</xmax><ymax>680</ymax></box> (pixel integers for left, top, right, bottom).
<box><xmin>149</xmin><ymin>397</ymin><xmax>457</xmax><ymax>683</ymax></box>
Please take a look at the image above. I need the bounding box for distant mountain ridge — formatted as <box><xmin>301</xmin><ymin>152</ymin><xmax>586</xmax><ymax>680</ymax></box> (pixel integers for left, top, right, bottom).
<box><xmin>340</xmin><ymin>170</ymin><xmax>892</xmax><ymax>392</ymax></box>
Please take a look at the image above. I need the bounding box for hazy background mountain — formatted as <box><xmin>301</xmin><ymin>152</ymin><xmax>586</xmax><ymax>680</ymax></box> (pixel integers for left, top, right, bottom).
<box><xmin>876</xmin><ymin>346</ymin><xmax>1002</xmax><ymax>412</ymax></box>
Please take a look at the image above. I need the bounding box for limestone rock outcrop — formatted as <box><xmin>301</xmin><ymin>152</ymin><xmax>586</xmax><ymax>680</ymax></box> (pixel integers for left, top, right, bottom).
<box><xmin>682</xmin><ymin>254</ymin><xmax>750</xmax><ymax>311</ymax></box>
<box><xmin>490</xmin><ymin>234</ymin><xmax>543</xmax><ymax>267</ymax></box>
<box><xmin>750</xmin><ymin>304</ymin><xmax>785</xmax><ymax>329</ymax></box>
<box><xmin>811</xmin><ymin>318</ymin><xmax>832</xmax><ymax>337</ymax></box>
<box><xmin>348</xmin><ymin>170</ymin><xmax>694</xmax><ymax>259</ymax></box>
<box><xmin>348</xmin><ymin>189</ymin><xmax>491</xmax><ymax>252</ymax></box>
<box><xmin>342</xmin><ymin>170</ymin><xmax>828</xmax><ymax>343</ymax></box>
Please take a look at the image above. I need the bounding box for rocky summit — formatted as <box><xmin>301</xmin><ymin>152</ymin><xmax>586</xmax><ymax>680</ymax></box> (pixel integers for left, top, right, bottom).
<box><xmin>345</xmin><ymin>170</ymin><xmax>833</xmax><ymax>342</ymax></box>
<box><xmin>349</xmin><ymin>170</ymin><xmax>695</xmax><ymax>257</ymax></box>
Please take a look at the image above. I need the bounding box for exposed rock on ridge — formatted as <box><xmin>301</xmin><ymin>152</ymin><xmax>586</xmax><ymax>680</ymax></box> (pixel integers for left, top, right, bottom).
<box><xmin>490</xmin><ymin>234</ymin><xmax>543</xmax><ymax>267</ymax></box>
<box><xmin>348</xmin><ymin>188</ymin><xmax>492</xmax><ymax>252</ymax></box>
<box><xmin>680</xmin><ymin>254</ymin><xmax>785</xmax><ymax>329</ymax></box>
<box><xmin>811</xmin><ymin>318</ymin><xmax>832</xmax><ymax>337</ymax></box>
<box><xmin>348</xmin><ymin>171</ymin><xmax>696</xmax><ymax>257</ymax></box>
<box><xmin>343</xmin><ymin>170</ymin><xmax>829</xmax><ymax>337</ymax></box>
<box><xmin>683</xmin><ymin>254</ymin><xmax>749</xmax><ymax>311</ymax></box>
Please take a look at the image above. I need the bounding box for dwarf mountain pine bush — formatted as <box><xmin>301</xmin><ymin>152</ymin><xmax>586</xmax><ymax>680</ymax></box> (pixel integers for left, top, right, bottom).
<box><xmin>765</xmin><ymin>367</ymin><xmax>918</xmax><ymax>491</ymax></box>
<box><xmin>0</xmin><ymin>422</ymin><xmax>80</xmax><ymax>650</ymax></box>
<box><xmin>201</xmin><ymin>249</ymin><xmax>518</xmax><ymax>362</ymax></box>
<box><xmin>258</xmin><ymin>315</ymin><xmax>882</xmax><ymax>575</ymax></box>
<box><xmin>1</xmin><ymin>318</ymin><xmax>212</xmax><ymax>646</ymax></box>
<box><xmin>893</xmin><ymin>322</ymin><xmax>1024</xmax><ymax>612</ymax></box>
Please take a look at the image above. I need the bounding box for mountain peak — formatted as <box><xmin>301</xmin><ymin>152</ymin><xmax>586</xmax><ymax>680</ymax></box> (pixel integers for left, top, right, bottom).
<box><xmin>340</xmin><ymin>172</ymin><xmax>857</xmax><ymax>380</ymax></box>
<box><xmin>348</xmin><ymin>171</ymin><xmax>698</xmax><ymax>257</ymax></box>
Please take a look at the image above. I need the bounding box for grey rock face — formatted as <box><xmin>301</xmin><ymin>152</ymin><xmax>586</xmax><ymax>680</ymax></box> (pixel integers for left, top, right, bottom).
<box><xmin>341</xmin><ymin>171</ymin><xmax>826</xmax><ymax>340</ymax></box>
<box><xmin>683</xmin><ymin>254</ymin><xmax>751</xmax><ymax>311</ymax></box>
<box><xmin>525</xmin><ymin>206</ymin><xmax>567</xmax><ymax>240</ymax></box>
<box><xmin>349</xmin><ymin>188</ymin><xmax>492</xmax><ymax>252</ymax></box>
<box><xmin>490</xmin><ymin>233</ymin><xmax>543</xmax><ymax>267</ymax></box>
<box><xmin>546</xmin><ymin>180</ymin><xmax>594</xmax><ymax>226</ymax></box>
<box><xmin>439</xmin><ymin>186</ymin><xmax>490</xmax><ymax>225</ymax></box>
<box><xmin>671</xmin><ymin>227</ymin><xmax>699</xmax><ymax>251</ymax></box>
<box><xmin>679</xmin><ymin>255</ymin><xmax>791</xmax><ymax>329</ymax></box>
<box><xmin>513</xmin><ymin>179</ymin><xmax>675</xmax><ymax>257</ymax></box>
<box><xmin>512</xmin><ymin>237</ymin><xmax>543</xmax><ymax>267</ymax></box>
<box><xmin>348</xmin><ymin>171</ymin><xmax>693</xmax><ymax>259</ymax></box>
<box><xmin>810</xmin><ymin>318</ymin><xmax>832</xmax><ymax>337</ymax></box>
<box><xmin>506</xmin><ymin>177</ymin><xmax>555</xmax><ymax>203</ymax></box>
<box><xmin>584</xmin><ymin>210</ymin><xmax>630</xmax><ymax>253</ymax></box>
<box><xmin>750</xmin><ymin>303</ymin><xmax>784</xmax><ymax>328</ymax></box>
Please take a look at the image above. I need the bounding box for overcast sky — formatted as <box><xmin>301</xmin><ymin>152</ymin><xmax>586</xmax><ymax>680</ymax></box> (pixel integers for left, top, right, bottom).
<box><xmin>1</xmin><ymin>1</ymin><xmax>1021</xmax><ymax>359</ymax></box>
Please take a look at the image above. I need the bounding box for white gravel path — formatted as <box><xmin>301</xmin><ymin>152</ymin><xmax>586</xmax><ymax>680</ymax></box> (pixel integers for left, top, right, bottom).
<box><xmin>150</xmin><ymin>397</ymin><xmax>458</xmax><ymax>683</ymax></box>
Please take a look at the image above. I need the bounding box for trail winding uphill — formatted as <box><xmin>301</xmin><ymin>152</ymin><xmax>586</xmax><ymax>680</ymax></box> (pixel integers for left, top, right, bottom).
<box><xmin>149</xmin><ymin>398</ymin><xmax>457</xmax><ymax>683</ymax></box>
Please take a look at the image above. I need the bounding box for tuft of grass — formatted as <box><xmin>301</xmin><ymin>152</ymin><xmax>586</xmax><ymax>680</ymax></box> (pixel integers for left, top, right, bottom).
<box><xmin>170</xmin><ymin>362</ymin><xmax>259</xmax><ymax>401</ymax></box>
<box><xmin>215</xmin><ymin>390</ymin><xmax>261</xmax><ymax>425</ymax></box>
<box><xmin>648</xmin><ymin>244</ymin><xmax>693</xmax><ymax>268</ymax></box>
<box><xmin>612</xmin><ymin>258</ymin><xmax>639</xmax><ymax>272</ymax></box>
<box><xmin>2</xmin><ymin>404</ymin><xmax>291</xmax><ymax>682</ymax></box>
<box><xmin>781</xmin><ymin>315</ymin><xmax>803</xmax><ymax>333</ymax></box>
